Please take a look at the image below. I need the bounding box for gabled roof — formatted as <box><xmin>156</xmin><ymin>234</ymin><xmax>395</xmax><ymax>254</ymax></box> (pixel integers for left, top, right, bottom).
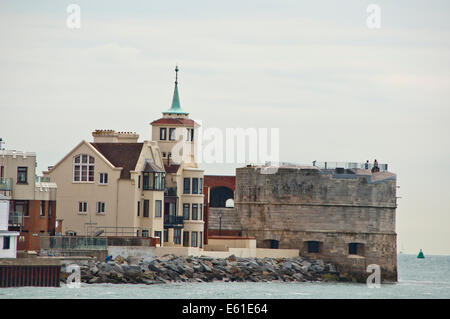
<box><xmin>143</xmin><ymin>161</ymin><xmax>165</xmax><ymax>173</ymax></box>
<box><xmin>90</xmin><ymin>143</ymin><xmax>143</xmax><ymax>179</ymax></box>
<box><xmin>44</xmin><ymin>140</ymin><xmax>117</xmax><ymax>175</ymax></box>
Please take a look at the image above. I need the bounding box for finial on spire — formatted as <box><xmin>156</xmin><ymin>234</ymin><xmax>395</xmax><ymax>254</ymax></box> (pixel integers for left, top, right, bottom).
<box><xmin>163</xmin><ymin>65</ymin><xmax>189</xmax><ymax>116</ymax></box>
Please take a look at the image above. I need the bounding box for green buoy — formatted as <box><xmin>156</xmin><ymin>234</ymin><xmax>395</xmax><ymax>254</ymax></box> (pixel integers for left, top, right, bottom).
<box><xmin>417</xmin><ymin>249</ymin><xmax>425</xmax><ymax>259</ymax></box>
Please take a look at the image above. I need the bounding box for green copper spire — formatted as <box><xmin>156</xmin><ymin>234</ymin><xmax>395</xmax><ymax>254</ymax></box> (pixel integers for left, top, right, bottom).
<box><xmin>163</xmin><ymin>65</ymin><xmax>189</xmax><ymax>115</ymax></box>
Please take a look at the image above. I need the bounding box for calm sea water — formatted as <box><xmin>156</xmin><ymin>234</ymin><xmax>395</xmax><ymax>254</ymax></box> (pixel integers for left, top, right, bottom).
<box><xmin>1</xmin><ymin>254</ymin><xmax>449</xmax><ymax>299</ymax></box>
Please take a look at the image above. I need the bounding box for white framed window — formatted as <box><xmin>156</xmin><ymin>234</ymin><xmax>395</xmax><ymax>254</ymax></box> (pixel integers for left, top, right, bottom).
<box><xmin>155</xmin><ymin>200</ymin><xmax>162</xmax><ymax>218</ymax></box>
<box><xmin>73</xmin><ymin>154</ymin><xmax>95</xmax><ymax>182</ymax></box>
<box><xmin>169</xmin><ymin>128</ymin><xmax>176</xmax><ymax>141</ymax></box>
<box><xmin>96</xmin><ymin>202</ymin><xmax>105</xmax><ymax>214</ymax></box>
<box><xmin>78</xmin><ymin>202</ymin><xmax>87</xmax><ymax>213</ymax></box>
<box><xmin>99</xmin><ymin>173</ymin><xmax>108</xmax><ymax>185</ymax></box>
<box><xmin>160</xmin><ymin>128</ymin><xmax>167</xmax><ymax>140</ymax></box>
<box><xmin>191</xmin><ymin>231</ymin><xmax>198</xmax><ymax>247</ymax></box>
<box><xmin>142</xmin><ymin>229</ymin><xmax>149</xmax><ymax>237</ymax></box>
<box><xmin>186</xmin><ymin>128</ymin><xmax>194</xmax><ymax>141</ymax></box>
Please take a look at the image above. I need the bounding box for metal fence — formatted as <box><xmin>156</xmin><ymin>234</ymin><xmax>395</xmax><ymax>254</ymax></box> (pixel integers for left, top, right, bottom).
<box><xmin>313</xmin><ymin>161</ymin><xmax>388</xmax><ymax>171</ymax></box>
<box><xmin>84</xmin><ymin>224</ymin><xmax>142</xmax><ymax>237</ymax></box>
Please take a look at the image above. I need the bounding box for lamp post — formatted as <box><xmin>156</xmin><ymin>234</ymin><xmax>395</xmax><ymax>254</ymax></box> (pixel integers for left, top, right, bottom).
<box><xmin>218</xmin><ymin>210</ymin><xmax>223</xmax><ymax>236</ymax></box>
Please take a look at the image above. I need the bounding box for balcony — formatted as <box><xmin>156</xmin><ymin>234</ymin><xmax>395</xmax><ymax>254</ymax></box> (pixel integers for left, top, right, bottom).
<box><xmin>0</xmin><ymin>178</ymin><xmax>12</xmax><ymax>191</ymax></box>
<box><xmin>164</xmin><ymin>215</ymin><xmax>184</xmax><ymax>228</ymax></box>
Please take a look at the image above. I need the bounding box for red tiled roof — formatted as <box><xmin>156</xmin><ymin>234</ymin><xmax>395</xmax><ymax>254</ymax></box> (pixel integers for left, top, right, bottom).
<box><xmin>90</xmin><ymin>143</ymin><xmax>143</xmax><ymax>179</ymax></box>
<box><xmin>151</xmin><ymin>118</ymin><xmax>197</xmax><ymax>126</ymax></box>
<box><xmin>164</xmin><ymin>164</ymin><xmax>180</xmax><ymax>174</ymax></box>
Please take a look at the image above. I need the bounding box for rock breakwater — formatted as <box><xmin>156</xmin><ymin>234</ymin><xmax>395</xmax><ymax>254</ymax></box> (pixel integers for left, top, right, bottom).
<box><xmin>61</xmin><ymin>254</ymin><xmax>346</xmax><ymax>285</ymax></box>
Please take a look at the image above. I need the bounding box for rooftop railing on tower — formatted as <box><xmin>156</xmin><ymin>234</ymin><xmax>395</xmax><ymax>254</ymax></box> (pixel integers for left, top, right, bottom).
<box><xmin>312</xmin><ymin>161</ymin><xmax>388</xmax><ymax>171</ymax></box>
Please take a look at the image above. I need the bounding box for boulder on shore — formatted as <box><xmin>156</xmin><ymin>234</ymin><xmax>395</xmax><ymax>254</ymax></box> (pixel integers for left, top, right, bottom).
<box><xmin>62</xmin><ymin>254</ymin><xmax>341</xmax><ymax>285</ymax></box>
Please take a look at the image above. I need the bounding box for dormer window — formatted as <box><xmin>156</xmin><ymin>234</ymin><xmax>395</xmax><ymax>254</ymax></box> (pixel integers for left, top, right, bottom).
<box><xmin>73</xmin><ymin>154</ymin><xmax>95</xmax><ymax>182</ymax></box>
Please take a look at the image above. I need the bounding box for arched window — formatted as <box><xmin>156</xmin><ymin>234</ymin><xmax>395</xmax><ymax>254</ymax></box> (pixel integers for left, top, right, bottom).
<box><xmin>73</xmin><ymin>154</ymin><xmax>95</xmax><ymax>182</ymax></box>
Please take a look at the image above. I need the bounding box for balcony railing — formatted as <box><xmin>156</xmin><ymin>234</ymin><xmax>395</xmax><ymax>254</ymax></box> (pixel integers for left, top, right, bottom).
<box><xmin>164</xmin><ymin>215</ymin><xmax>184</xmax><ymax>227</ymax></box>
<box><xmin>40</xmin><ymin>236</ymin><xmax>107</xmax><ymax>251</ymax></box>
<box><xmin>0</xmin><ymin>178</ymin><xmax>12</xmax><ymax>191</ymax></box>
<box><xmin>36</xmin><ymin>176</ymin><xmax>50</xmax><ymax>183</ymax></box>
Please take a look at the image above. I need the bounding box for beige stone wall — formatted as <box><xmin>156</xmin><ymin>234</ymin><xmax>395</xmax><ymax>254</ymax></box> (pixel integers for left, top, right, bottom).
<box><xmin>235</xmin><ymin>166</ymin><xmax>398</xmax><ymax>281</ymax></box>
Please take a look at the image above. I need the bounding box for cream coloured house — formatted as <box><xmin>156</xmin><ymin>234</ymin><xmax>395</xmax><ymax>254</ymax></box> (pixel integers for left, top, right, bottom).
<box><xmin>44</xmin><ymin>66</ymin><xmax>205</xmax><ymax>248</ymax></box>
<box><xmin>44</xmin><ymin>131</ymin><xmax>166</xmax><ymax>241</ymax></box>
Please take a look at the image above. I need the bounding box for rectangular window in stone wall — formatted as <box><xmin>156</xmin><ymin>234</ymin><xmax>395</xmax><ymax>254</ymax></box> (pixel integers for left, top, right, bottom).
<box><xmin>183</xmin><ymin>203</ymin><xmax>190</xmax><ymax>220</ymax></box>
<box><xmin>192</xmin><ymin>178</ymin><xmax>198</xmax><ymax>194</ymax></box>
<box><xmin>183</xmin><ymin>231</ymin><xmax>189</xmax><ymax>247</ymax></box>
<box><xmin>143</xmin><ymin>200</ymin><xmax>149</xmax><ymax>217</ymax></box>
<box><xmin>348</xmin><ymin>243</ymin><xmax>364</xmax><ymax>256</ymax></box>
<box><xmin>183</xmin><ymin>178</ymin><xmax>190</xmax><ymax>194</ymax></box>
<box><xmin>191</xmin><ymin>231</ymin><xmax>198</xmax><ymax>247</ymax></box>
<box><xmin>174</xmin><ymin>229</ymin><xmax>181</xmax><ymax>245</ymax></box>
<box><xmin>192</xmin><ymin>204</ymin><xmax>198</xmax><ymax>220</ymax></box>
<box><xmin>307</xmin><ymin>241</ymin><xmax>320</xmax><ymax>253</ymax></box>
<box><xmin>155</xmin><ymin>200</ymin><xmax>162</xmax><ymax>217</ymax></box>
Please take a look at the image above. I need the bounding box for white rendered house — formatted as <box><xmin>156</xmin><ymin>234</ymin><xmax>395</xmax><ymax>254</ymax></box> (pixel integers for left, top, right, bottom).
<box><xmin>0</xmin><ymin>194</ymin><xmax>19</xmax><ymax>258</ymax></box>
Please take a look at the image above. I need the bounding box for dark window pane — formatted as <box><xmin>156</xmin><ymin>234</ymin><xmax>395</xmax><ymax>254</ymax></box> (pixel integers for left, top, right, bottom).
<box><xmin>3</xmin><ymin>236</ymin><xmax>10</xmax><ymax>249</ymax></box>
<box><xmin>192</xmin><ymin>178</ymin><xmax>198</xmax><ymax>194</ymax></box>
<box><xmin>143</xmin><ymin>200</ymin><xmax>149</xmax><ymax>217</ymax></box>
<box><xmin>183</xmin><ymin>204</ymin><xmax>190</xmax><ymax>220</ymax></box>
<box><xmin>183</xmin><ymin>178</ymin><xmax>190</xmax><ymax>194</ymax></box>
<box><xmin>17</xmin><ymin>167</ymin><xmax>28</xmax><ymax>183</ymax></box>
<box><xmin>155</xmin><ymin>200</ymin><xmax>162</xmax><ymax>217</ymax></box>
<box><xmin>160</xmin><ymin>128</ymin><xmax>167</xmax><ymax>140</ymax></box>
<box><xmin>192</xmin><ymin>204</ymin><xmax>198</xmax><ymax>220</ymax></box>
<box><xmin>349</xmin><ymin>243</ymin><xmax>358</xmax><ymax>255</ymax></box>
<box><xmin>169</xmin><ymin>128</ymin><xmax>176</xmax><ymax>141</ymax></box>
<box><xmin>183</xmin><ymin>231</ymin><xmax>189</xmax><ymax>247</ymax></box>
<box><xmin>307</xmin><ymin>241</ymin><xmax>320</xmax><ymax>253</ymax></box>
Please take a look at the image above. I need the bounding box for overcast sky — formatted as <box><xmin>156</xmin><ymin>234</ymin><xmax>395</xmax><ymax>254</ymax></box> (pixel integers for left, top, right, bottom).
<box><xmin>1</xmin><ymin>0</ymin><xmax>449</xmax><ymax>255</ymax></box>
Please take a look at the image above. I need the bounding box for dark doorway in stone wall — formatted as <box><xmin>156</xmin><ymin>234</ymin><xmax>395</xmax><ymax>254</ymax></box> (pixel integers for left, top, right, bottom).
<box><xmin>262</xmin><ymin>239</ymin><xmax>279</xmax><ymax>249</ymax></box>
<box><xmin>210</xmin><ymin>186</ymin><xmax>234</xmax><ymax>207</ymax></box>
<box><xmin>270</xmin><ymin>240</ymin><xmax>279</xmax><ymax>249</ymax></box>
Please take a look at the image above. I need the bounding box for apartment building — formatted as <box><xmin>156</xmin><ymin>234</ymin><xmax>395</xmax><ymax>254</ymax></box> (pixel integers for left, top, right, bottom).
<box><xmin>0</xmin><ymin>146</ymin><xmax>57</xmax><ymax>251</ymax></box>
